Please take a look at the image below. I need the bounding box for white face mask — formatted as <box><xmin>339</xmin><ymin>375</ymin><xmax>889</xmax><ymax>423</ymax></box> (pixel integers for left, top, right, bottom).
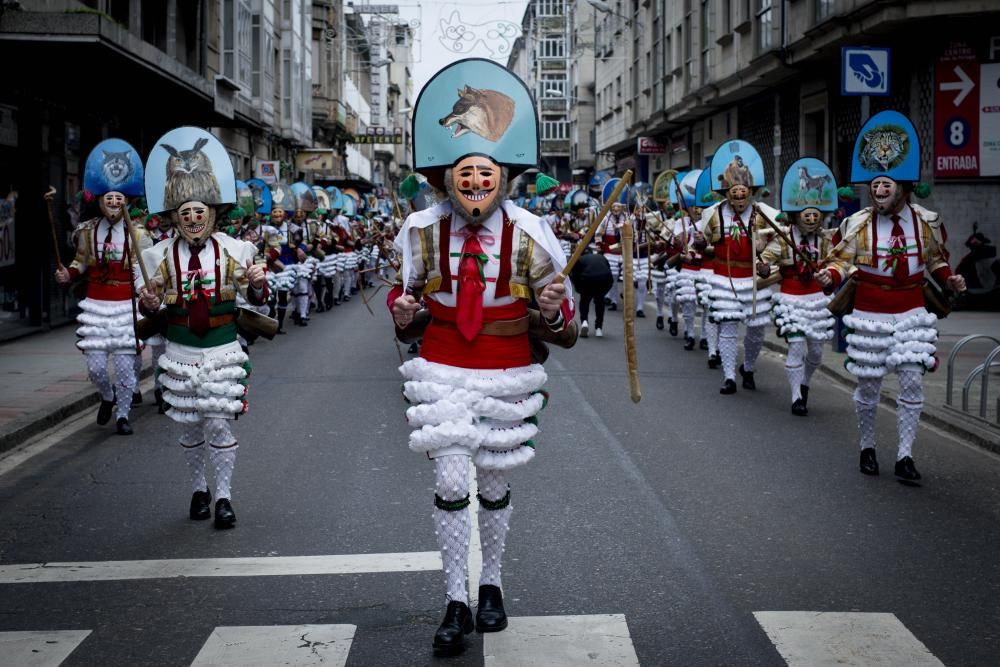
<box><xmin>99</xmin><ymin>192</ymin><xmax>126</xmax><ymax>222</ymax></box>
<box><xmin>172</xmin><ymin>201</ymin><xmax>216</xmax><ymax>245</ymax></box>
<box><xmin>870</xmin><ymin>177</ymin><xmax>904</xmax><ymax>215</ymax></box>
<box><xmin>797</xmin><ymin>208</ymin><xmax>822</xmax><ymax>234</ymax></box>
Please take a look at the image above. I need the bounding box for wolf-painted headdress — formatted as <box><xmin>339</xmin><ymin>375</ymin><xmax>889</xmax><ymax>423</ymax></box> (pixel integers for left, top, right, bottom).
<box><xmin>413</xmin><ymin>57</ymin><xmax>538</xmax><ymax>190</ymax></box>
<box><xmin>849</xmin><ymin>110</ymin><xmax>920</xmax><ymax>184</ymax></box>
<box><xmin>84</xmin><ymin>138</ymin><xmax>145</xmax><ymax>197</ymax></box>
<box><xmin>710</xmin><ymin>140</ymin><xmax>765</xmax><ymax>192</ymax></box>
<box><xmin>144</xmin><ymin>127</ymin><xmax>236</xmax><ymax>213</ymax></box>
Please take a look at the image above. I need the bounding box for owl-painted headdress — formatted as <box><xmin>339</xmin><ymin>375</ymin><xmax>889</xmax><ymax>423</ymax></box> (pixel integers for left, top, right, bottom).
<box><xmin>84</xmin><ymin>138</ymin><xmax>145</xmax><ymax>197</ymax></box>
<box><xmin>144</xmin><ymin>127</ymin><xmax>236</xmax><ymax>214</ymax></box>
<box><xmin>710</xmin><ymin>140</ymin><xmax>765</xmax><ymax>192</ymax></box>
<box><xmin>412</xmin><ymin>58</ymin><xmax>539</xmax><ymax>190</ymax></box>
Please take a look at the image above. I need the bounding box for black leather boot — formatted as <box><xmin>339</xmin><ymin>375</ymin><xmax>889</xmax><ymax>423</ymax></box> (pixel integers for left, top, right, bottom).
<box><xmin>190</xmin><ymin>489</ymin><xmax>212</xmax><ymax>520</ymax></box>
<box><xmin>96</xmin><ymin>398</ymin><xmax>114</xmax><ymax>426</ymax></box>
<box><xmin>476</xmin><ymin>585</ymin><xmax>508</xmax><ymax>633</ymax></box>
<box><xmin>739</xmin><ymin>364</ymin><xmax>756</xmax><ymax>390</ymax></box>
<box><xmin>668</xmin><ymin>318</ymin><xmax>678</xmax><ymax>336</ymax></box>
<box><xmin>115</xmin><ymin>417</ymin><xmax>133</xmax><ymax>435</ymax></box>
<box><xmin>684</xmin><ymin>335</ymin><xmax>695</xmax><ymax>350</ymax></box>
<box><xmin>894</xmin><ymin>456</ymin><xmax>921</xmax><ymax>482</ymax></box>
<box><xmin>720</xmin><ymin>379</ymin><xmax>737</xmax><ymax>394</ymax></box>
<box><xmin>708</xmin><ymin>353</ymin><xmax>721</xmax><ymax>369</ymax></box>
<box><xmin>859</xmin><ymin>448</ymin><xmax>879</xmax><ymax>476</ymax></box>
<box><xmin>791</xmin><ymin>398</ymin><xmax>808</xmax><ymax>416</ymax></box>
<box><xmin>214</xmin><ymin>498</ymin><xmax>237</xmax><ymax>529</ymax></box>
<box><xmin>432</xmin><ymin>600</ymin><xmax>474</xmax><ymax>654</ymax></box>
<box><xmin>800</xmin><ymin>384</ymin><xmax>810</xmax><ymax>408</ymax></box>
<box><xmin>656</xmin><ymin>315</ymin><xmax>664</xmax><ymax>330</ymax></box>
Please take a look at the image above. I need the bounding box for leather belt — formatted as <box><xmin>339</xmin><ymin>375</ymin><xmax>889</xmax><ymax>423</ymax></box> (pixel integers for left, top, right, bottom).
<box><xmin>431</xmin><ymin>315</ymin><xmax>529</xmax><ymax>336</ymax></box>
<box><xmin>93</xmin><ymin>278</ymin><xmax>131</xmax><ymax>286</ymax></box>
<box><xmin>168</xmin><ymin>313</ymin><xmax>236</xmax><ymax>328</ymax></box>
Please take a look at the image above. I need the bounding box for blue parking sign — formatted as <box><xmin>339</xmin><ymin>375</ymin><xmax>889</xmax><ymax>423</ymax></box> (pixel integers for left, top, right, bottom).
<box><xmin>841</xmin><ymin>47</ymin><xmax>891</xmax><ymax>96</ymax></box>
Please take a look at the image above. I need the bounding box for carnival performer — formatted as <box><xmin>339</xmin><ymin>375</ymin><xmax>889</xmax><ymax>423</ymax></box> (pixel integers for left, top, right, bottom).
<box><xmin>672</xmin><ymin>205</ymin><xmax>703</xmax><ymax>350</ymax></box>
<box><xmin>693</xmin><ymin>168</ymin><xmax>721</xmax><ymax>366</ymax></box>
<box><xmin>695</xmin><ymin>141</ymin><xmax>778</xmax><ymax>393</ymax></box>
<box><xmin>816</xmin><ymin>111</ymin><xmax>965</xmax><ymax>481</ymax></box>
<box><xmin>54</xmin><ymin>139</ymin><xmax>150</xmax><ymax>434</ymax></box>
<box><xmin>265</xmin><ymin>184</ymin><xmax>298</xmax><ymax>333</ymax></box>
<box><xmin>138</xmin><ymin>126</ymin><xmax>268</xmax><ymax>528</ymax></box>
<box><xmin>596</xmin><ymin>200</ymin><xmax>628</xmax><ymax>311</ymax></box>
<box><xmin>646</xmin><ymin>201</ymin><xmax>675</xmax><ymax>332</ymax></box>
<box><xmin>144</xmin><ymin>210</ymin><xmax>179</xmax><ymax>411</ymax></box>
<box><xmin>389</xmin><ymin>60</ymin><xmax>574</xmax><ymax>655</ymax></box>
<box><xmin>761</xmin><ymin>158</ymin><xmax>838</xmax><ymax>416</ymax></box>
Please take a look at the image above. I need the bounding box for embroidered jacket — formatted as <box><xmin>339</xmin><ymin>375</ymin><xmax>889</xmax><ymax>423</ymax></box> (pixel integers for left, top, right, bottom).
<box><xmin>68</xmin><ymin>217</ymin><xmax>152</xmax><ymax>300</ymax></box>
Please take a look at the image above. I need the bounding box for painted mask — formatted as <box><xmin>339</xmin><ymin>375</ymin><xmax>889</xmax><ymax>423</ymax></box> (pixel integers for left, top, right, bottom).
<box><xmin>445</xmin><ymin>155</ymin><xmax>506</xmax><ymax>224</ymax></box>
<box><xmin>271</xmin><ymin>207</ymin><xmax>286</xmax><ymax>225</ymax></box>
<box><xmin>797</xmin><ymin>208</ymin><xmax>823</xmax><ymax>234</ymax></box>
<box><xmin>870</xmin><ymin>176</ymin><xmax>903</xmax><ymax>216</ymax></box>
<box><xmin>727</xmin><ymin>185</ymin><xmax>750</xmax><ymax>215</ymax></box>
<box><xmin>172</xmin><ymin>200</ymin><xmax>216</xmax><ymax>245</ymax></box>
<box><xmin>99</xmin><ymin>192</ymin><xmax>126</xmax><ymax>223</ymax></box>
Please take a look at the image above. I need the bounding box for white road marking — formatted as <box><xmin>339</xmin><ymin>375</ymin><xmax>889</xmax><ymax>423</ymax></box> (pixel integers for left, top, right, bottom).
<box><xmin>0</xmin><ymin>630</ymin><xmax>91</xmax><ymax>667</ymax></box>
<box><xmin>0</xmin><ymin>378</ymin><xmax>155</xmax><ymax>478</ymax></box>
<box><xmin>753</xmin><ymin>611</ymin><xmax>945</xmax><ymax>667</ymax></box>
<box><xmin>190</xmin><ymin>625</ymin><xmax>355</xmax><ymax>667</ymax></box>
<box><xmin>483</xmin><ymin>614</ymin><xmax>639</xmax><ymax>666</ymax></box>
<box><xmin>0</xmin><ymin>552</ymin><xmax>441</xmax><ymax>584</ymax></box>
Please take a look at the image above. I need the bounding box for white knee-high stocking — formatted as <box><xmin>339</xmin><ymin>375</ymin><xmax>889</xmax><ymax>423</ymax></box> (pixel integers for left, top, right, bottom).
<box><xmin>681</xmin><ymin>301</ymin><xmax>696</xmax><ymax>338</ymax></box>
<box><xmin>743</xmin><ymin>325</ymin><xmax>765</xmax><ymax>372</ymax></box>
<box><xmin>180</xmin><ymin>421</ymin><xmax>207</xmax><ymax>492</ymax></box>
<box><xmin>786</xmin><ymin>339</ymin><xmax>806</xmax><ymax>402</ymax></box>
<box><xmin>85</xmin><ymin>351</ymin><xmax>114</xmax><ymax>401</ymax></box>
<box><xmin>804</xmin><ymin>339</ymin><xmax>824</xmax><ymax>386</ymax></box>
<box><xmin>704</xmin><ymin>318</ymin><xmax>718</xmax><ymax>356</ymax></box>
<box><xmin>112</xmin><ymin>354</ymin><xmax>136</xmax><ymax>420</ymax></box>
<box><xmin>433</xmin><ymin>455</ymin><xmax>471</xmax><ymax>605</ymax></box>
<box><xmin>476</xmin><ymin>467</ymin><xmax>511</xmax><ymax>589</ymax></box>
<box><xmin>854</xmin><ymin>377</ymin><xmax>882</xmax><ymax>450</ymax></box>
<box><xmin>896</xmin><ymin>369</ymin><xmax>924</xmax><ymax>461</ymax></box>
<box><xmin>719</xmin><ymin>321</ymin><xmax>739</xmax><ymax>381</ymax></box>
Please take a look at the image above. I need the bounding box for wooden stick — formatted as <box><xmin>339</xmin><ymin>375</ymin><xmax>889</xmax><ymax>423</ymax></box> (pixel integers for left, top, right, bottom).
<box><xmin>122</xmin><ymin>205</ymin><xmax>152</xmax><ymax>291</ymax></box>
<box><xmin>43</xmin><ymin>187</ymin><xmax>64</xmax><ymax>269</ymax></box>
<box><xmin>555</xmin><ymin>169</ymin><xmax>633</xmax><ymax>282</ymax></box>
<box><xmin>622</xmin><ymin>218</ymin><xmax>641</xmax><ymax>404</ymax></box>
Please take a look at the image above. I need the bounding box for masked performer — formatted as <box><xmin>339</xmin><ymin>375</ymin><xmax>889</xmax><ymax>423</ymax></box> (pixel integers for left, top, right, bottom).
<box><xmin>389</xmin><ymin>60</ymin><xmax>575</xmax><ymax>655</ymax></box>
<box><xmin>817</xmin><ymin>112</ymin><xmax>965</xmax><ymax>481</ymax></box>
<box><xmin>54</xmin><ymin>139</ymin><xmax>150</xmax><ymax>434</ymax></box>
<box><xmin>138</xmin><ymin>127</ymin><xmax>268</xmax><ymax>528</ymax></box>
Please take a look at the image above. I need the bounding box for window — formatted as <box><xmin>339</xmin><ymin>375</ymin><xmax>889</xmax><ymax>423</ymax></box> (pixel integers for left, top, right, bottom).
<box><xmin>542</xmin><ymin>118</ymin><xmax>569</xmax><ymax>141</ymax></box>
<box><xmin>700</xmin><ymin>0</ymin><xmax>712</xmax><ymax>84</ymax></box>
<box><xmin>653</xmin><ymin>17</ymin><xmax>662</xmax><ymax>81</ymax></box>
<box><xmin>756</xmin><ymin>0</ymin><xmax>773</xmax><ymax>52</ymax></box>
<box><xmin>816</xmin><ymin>0</ymin><xmax>834</xmax><ymax>21</ymax></box>
<box><xmin>251</xmin><ymin>10</ymin><xmax>275</xmax><ymax>101</ymax></box>
<box><xmin>721</xmin><ymin>0</ymin><xmax>732</xmax><ymax>33</ymax></box>
<box><xmin>223</xmin><ymin>0</ymin><xmax>252</xmax><ymax>88</ymax></box>
<box><xmin>540</xmin><ymin>73</ymin><xmax>566</xmax><ymax>98</ymax></box>
<box><xmin>539</xmin><ymin>37</ymin><xmax>566</xmax><ymax>59</ymax></box>
<box><xmin>537</xmin><ymin>0</ymin><xmax>565</xmax><ymax>17</ymax></box>
<box><xmin>282</xmin><ymin>46</ymin><xmax>292</xmax><ymax>121</ymax></box>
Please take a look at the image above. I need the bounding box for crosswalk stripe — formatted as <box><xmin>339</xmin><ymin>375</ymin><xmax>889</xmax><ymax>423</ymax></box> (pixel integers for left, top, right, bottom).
<box><xmin>483</xmin><ymin>614</ymin><xmax>639</xmax><ymax>666</ymax></box>
<box><xmin>753</xmin><ymin>611</ymin><xmax>945</xmax><ymax>666</ymax></box>
<box><xmin>0</xmin><ymin>552</ymin><xmax>441</xmax><ymax>584</ymax></box>
<box><xmin>190</xmin><ymin>625</ymin><xmax>356</xmax><ymax>667</ymax></box>
<box><xmin>0</xmin><ymin>630</ymin><xmax>91</xmax><ymax>667</ymax></box>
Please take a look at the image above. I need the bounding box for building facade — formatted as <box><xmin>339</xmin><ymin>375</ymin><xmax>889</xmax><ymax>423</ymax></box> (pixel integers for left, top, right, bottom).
<box><xmin>589</xmin><ymin>0</ymin><xmax>1000</xmax><ymax>262</ymax></box>
<box><xmin>0</xmin><ymin>0</ymin><xmax>314</xmax><ymax>339</ymax></box>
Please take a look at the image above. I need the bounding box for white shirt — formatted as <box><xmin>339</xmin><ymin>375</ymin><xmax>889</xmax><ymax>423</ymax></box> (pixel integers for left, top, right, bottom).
<box><xmin>95</xmin><ymin>218</ymin><xmax>126</xmax><ymax>262</ymax></box>
<box><xmin>429</xmin><ymin>209</ymin><xmax>512</xmax><ymax>308</ymax></box>
<box><xmin>862</xmin><ymin>205</ymin><xmax>923</xmax><ymax>278</ymax></box>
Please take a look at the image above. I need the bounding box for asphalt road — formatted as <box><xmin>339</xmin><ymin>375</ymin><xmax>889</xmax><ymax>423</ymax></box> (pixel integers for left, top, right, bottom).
<box><xmin>0</xmin><ymin>292</ymin><xmax>998</xmax><ymax>666</ymax></box>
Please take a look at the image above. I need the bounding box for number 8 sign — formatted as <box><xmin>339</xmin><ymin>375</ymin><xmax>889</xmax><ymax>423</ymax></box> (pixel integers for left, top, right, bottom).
<box><xmin>934</xmin><ymin>55</ymin><xmax>980</xmax><ymax>178</ymax></box>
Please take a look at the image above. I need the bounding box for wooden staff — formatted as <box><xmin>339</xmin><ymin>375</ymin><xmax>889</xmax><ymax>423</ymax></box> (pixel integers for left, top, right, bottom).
<box><xmin>122</xmin><ymin>205</ymin><xmax>152</xmax><ymax>291</ymax></box>
<box><xmin>555</xmin><ymin>170</ymin><xmax>633</xmax><ymax>282</ymax></box>
<box><xmin>43</xmin><ymin>187</ymin><xmax>64</xmax><ymax>269</ymax></box>
<box><xmin>622</xmin><ymin>216</ymin><xmax>641</xmax><ymax>404</ymax></box>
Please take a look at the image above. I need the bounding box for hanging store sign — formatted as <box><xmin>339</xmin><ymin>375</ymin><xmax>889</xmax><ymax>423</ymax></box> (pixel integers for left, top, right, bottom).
<box><xmin>637</xmin><ymin>137</ymin><xmax>666</xmax><ymax>155</ymax></box>
<box><xmin>934</xmin><ymin>41</ymin><xmax>1000</xmax><ymax>177</ymax></box>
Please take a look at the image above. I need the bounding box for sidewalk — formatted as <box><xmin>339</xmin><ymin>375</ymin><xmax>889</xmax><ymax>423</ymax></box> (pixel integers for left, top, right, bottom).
<box><xmin>0</xmin><ymin>324</ymin><xmax>153</xmax><ymax>452</ymax></box>
<box><xmin>762</xmin><ymin>309</ymin><xmax>1000</xmax><ymax>454</ymax></box>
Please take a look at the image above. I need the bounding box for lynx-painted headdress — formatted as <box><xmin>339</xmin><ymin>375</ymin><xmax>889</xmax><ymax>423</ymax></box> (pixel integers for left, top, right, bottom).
<box><xmin>413</xmin><ymin>58</ymin><xmax>538</xmax><ymax>190</ymax></box>
<box><xmin>144</xmin><ymin>126</ymin><xmax>236</xmax><ymax>213</ymax></box>
<box><xmin>849</xmin><ymin>110</ymin><xmax>920</xmax><ymax>184</ymax></box>
<box><xmin>84</xmin><ymin>138</ymin><xmax>145</xmax><ymax>197</ymax></box>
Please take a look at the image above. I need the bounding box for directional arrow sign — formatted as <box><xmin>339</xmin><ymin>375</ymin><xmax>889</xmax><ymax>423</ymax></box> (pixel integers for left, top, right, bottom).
<box><xmin>940</xmin><ymin>65</ymin><xmax>975</xmax><ymax>106</ymax></box>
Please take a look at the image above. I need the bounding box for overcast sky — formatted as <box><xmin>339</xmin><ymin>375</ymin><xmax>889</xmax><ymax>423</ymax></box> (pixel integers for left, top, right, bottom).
<box><xmin>392</xmin><ymin>0</ymin><xmax>530</xmax><ymax>96</ymax></box>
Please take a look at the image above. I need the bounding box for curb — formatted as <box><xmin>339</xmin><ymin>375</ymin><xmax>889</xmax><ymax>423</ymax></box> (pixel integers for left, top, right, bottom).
<box><xmin>762</xmin><ymin>339</ymin><xmax>1000</xmax><ymax>456</ymax></box>
<box><xmin>0</xmin><ymin>366</ymin><xmax>155</xmax><ymax>455</ymax></box>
